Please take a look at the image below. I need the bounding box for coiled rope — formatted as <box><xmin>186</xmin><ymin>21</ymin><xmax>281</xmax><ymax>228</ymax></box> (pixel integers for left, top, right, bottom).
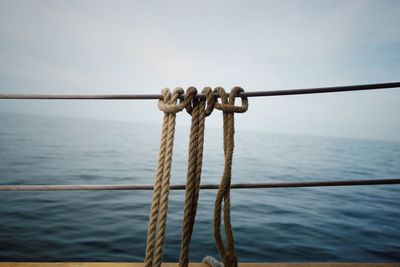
<box><xmin>144</xmin><ymin>88</ymin><xmax>194</xmax><ymax>267</ymax></box>
<box><xmin>204</xmin><ymin>87</ymin><xmax>249</xmax><ymax>267</ymax></box>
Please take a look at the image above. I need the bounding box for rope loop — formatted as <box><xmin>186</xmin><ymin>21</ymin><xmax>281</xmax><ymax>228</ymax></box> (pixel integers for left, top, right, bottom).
<box><xmin>158</xmin><ymin>87</ymin><xmax>194</xmax><ymax>113</ymax></box>
<box><xmin>202</xmin><ymin>87</ymin><xmax>216</xmax><ymax>117</ymax></box>
<box><xmin>184</xmin><ymin>87</ymin><xmax>198</xmax><ymax>115</ymax></box>
<box><xmin>185</xmin><ymin>87</ymin><xmax>216</xmax><ymax>116</ymax></box>
<box><xmin>214</xmin><ymin>86</ymin><xmax>248</xmax><ymax>113</ymax></box>
<box><xmin>207</xmin><ymin>86</ymin><xmax>248</xmax><ymax>267</ymax></box>
<box><xmin>147</xmin><ymin>86</ymin><xmax>248</xmax><ymax>267</ymax></box>
<box><xmin>179</xmin><ymin>86</ymin><xmax>215</xmax><ymax>267</ymax></box>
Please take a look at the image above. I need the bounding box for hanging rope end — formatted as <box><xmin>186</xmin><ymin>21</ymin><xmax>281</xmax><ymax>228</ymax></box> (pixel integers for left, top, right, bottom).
<box><xmin>202</xmin><ymin>256</ymin><xmax>224</xmax><ymax>267</ymax></box>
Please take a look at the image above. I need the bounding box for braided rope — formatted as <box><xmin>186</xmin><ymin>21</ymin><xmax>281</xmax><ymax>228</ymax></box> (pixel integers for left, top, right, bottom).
<box><xmin>144</xmin><ymin>88</ymin><xmax>194</xmax><ymax>267</ymax></box>
<box><xmin>179</xmin><ymin>87</ymin><xmax>215</xmax><ymax>267</ymax></box>
<box><xmin>206</xmin><ymin>87</ymin><xmax>248</xmax><ymax>267</ymax></box>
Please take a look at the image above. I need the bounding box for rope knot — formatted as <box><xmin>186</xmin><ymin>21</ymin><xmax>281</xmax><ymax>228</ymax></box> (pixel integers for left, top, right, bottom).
<box><xmin>214</xmin><ymin>87</ymin><xmax>248</xmax><ymax>113</ymax></box>
<box><xmin>209</xmin><ymin>86</ymin><xmax>248</xmax><ymax>267</ymax></box>
<box><xmin>185</xmin><ymin>87</ymin><xmax>216</xmax><ymax>117</ymax></box>
<box><xmin>158</xmin><ymin>87</ymin><xmax>195</xmax><ymax>113</ymax></box>
<box><xmin>147</xmin><ymin>85</ymin><xmax>248</xmax><ymax>267</ymax></box>
<box><xmin>184</xmin><ymin>87</ymin><xmax>198</xmax><ymax>115</ymax></box>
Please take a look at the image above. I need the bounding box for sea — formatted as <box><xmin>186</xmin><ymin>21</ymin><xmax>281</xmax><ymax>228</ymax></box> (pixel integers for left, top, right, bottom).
<box><xmin>0</xmin><ymin>112</ymin><xmax>399</xmax><ymax>262</ymax></box>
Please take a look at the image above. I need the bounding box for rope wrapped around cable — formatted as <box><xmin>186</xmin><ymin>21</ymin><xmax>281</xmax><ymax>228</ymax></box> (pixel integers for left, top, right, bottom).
<box><xmin>144</xmin><ymin>86</ymin><xmax>247</xmax><ymax>267</ymax></box>
<box><xmin>144</xmin><ymin>88</ymin><xmax>194</xmax><ymax>267</ymax></box>
<box><xmin>179</xmin><ymin>87</ymin><xmax>215</xmax><ymax>267</ymax></box>
<box><xmin>204</xmin><ymin>87</ymin><xmax>249</xmax><ymax>267</ymax></box>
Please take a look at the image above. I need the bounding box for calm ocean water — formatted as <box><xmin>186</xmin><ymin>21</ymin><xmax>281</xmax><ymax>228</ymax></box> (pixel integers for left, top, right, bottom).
<box><xmin>0</xmin><ymin>112</ymin><xmax>399</xmax><ymax>262</ymax></box>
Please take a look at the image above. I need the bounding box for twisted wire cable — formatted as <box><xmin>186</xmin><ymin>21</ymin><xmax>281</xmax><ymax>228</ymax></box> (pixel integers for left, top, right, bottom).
<box><xmin>1</xmin><ymin>82</ymin><xmax>399</xmax><ymax>100</ymax></box>
<box><xmin>0</xmin><ymin>178</ymin><xmax>399</xmax><ymax>191</ymax></box>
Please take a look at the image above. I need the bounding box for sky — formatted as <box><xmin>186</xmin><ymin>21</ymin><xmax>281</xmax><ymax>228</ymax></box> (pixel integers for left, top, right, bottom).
<box><xmin>0</xmin><ymin>0</ymin><xmax>399</xmax><ymax>141</ymax></box>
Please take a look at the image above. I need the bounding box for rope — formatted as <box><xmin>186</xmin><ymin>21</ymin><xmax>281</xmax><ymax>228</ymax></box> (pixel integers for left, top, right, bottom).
<box><xmin>0</xmin><ymin>178</ymin><xmax>399</xmax><ymax>191</ymax></box>
<box><xmin>179</xmin><ymin>87</ymin><xmax>215</xmax><ymax>267</ymax></box>
<box><xmin>203</xmin><ymin>256</ymin><xmax>224</xmax><ymax>267</ymax></box>
<box><xmin>144</xmin><ymin>88</ymin><xmax>194</xmax><ymax>267</ymax></box>
<box><xmin>207</xmin><ymin>87</ymin><xmax>249</xmax><ymax>267</ymax></box>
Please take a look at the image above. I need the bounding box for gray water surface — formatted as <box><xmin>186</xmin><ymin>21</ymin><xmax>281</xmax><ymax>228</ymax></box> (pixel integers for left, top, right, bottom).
<box><xmin>0</xmin><ymin>113</ymin><xmax>399</xmax><ymax>262</ymax></box>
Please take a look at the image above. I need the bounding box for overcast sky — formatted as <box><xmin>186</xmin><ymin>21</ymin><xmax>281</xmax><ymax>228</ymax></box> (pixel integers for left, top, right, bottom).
<box><xmin>0</xmin><ymin>0</ymin><xmax>399</xmax><ymax>141</ymax></box>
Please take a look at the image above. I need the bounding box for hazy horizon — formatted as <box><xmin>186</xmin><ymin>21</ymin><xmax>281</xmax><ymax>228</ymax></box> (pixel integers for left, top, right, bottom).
<box><xmin>2</xmin><ymin>110</ymin><xmax>400</xmax><ymax>144</ymax></box>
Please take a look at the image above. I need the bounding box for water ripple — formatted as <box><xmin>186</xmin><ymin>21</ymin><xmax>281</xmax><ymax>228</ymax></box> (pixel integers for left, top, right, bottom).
<box><xmin>0</xmin><ymin>113</ymin><xmax>399</xmax><ymax>262</ymax></box>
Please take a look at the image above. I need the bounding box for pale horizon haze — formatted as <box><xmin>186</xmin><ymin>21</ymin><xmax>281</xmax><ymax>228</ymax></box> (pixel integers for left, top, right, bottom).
<box><xmin>1</xmin><ymin>0</ymin><xmax>400</xmax><ymax>141</ymax></box>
